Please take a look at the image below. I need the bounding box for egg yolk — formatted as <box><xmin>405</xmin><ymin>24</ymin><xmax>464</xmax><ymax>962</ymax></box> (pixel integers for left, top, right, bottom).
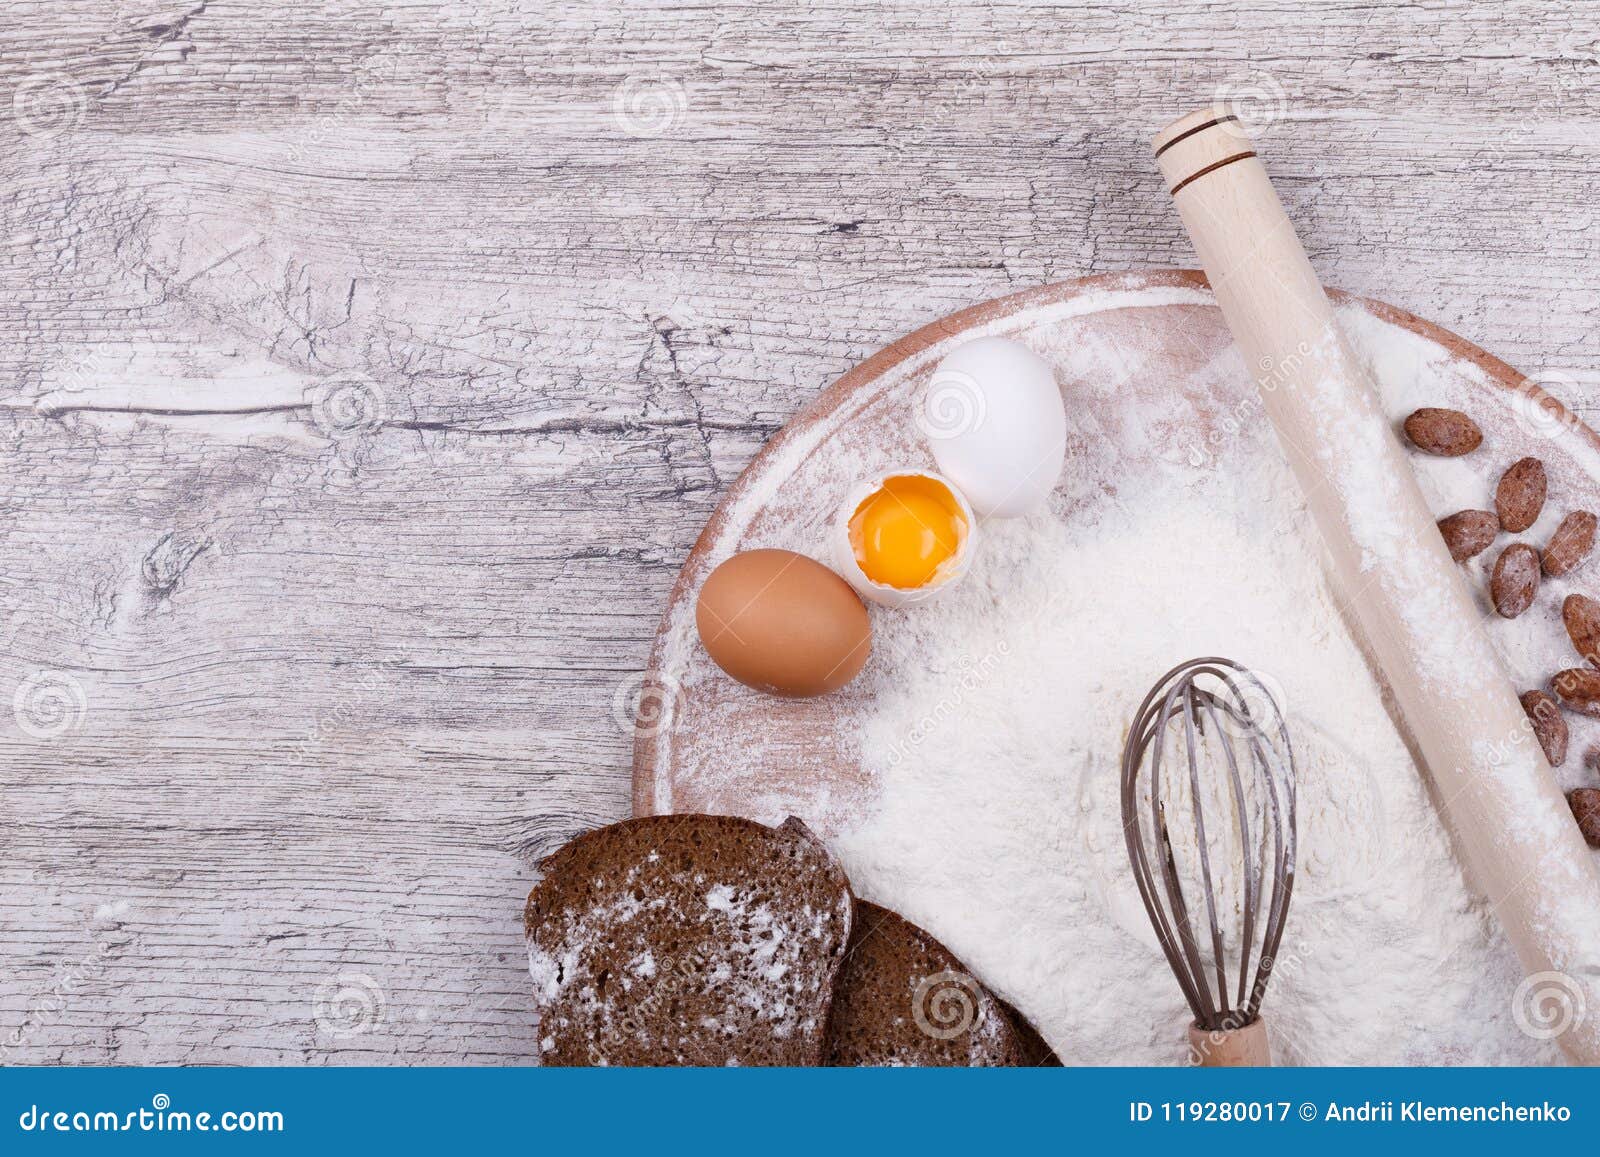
<box><xmin>848</xmin><ymin>474</ymin><xmax>968</xmax><ymax>590</ymax></box>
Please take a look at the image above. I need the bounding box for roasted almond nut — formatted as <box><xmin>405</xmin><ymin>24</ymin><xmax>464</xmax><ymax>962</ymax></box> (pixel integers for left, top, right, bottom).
<box><xmin>1402</xmin><ymin>408</ymin><xmax>1482</xmax><ymax>456</ymax></box>
<box><xmin>1544</xmin><ymin>510</ymin><xmax>1597</xmax><ymax>576</ymax></box>
<box><xmin>1520</xmin><ymin>690</ymin><xmax>1569</xmax><ymax>766</ymax></box>
<box><xmin>1437</xmin><ymin>510</ymin><xmax>1499</xmax><ymax>562</ymax></box>
<box><xmin>1490</xmin><ymin>544</ymin><xmax>1540</xmax><ymax>618</ymax></box>
<box><xmin>1495</xmin><ymin>456</ymin><xmax>1547</xmax><ymax>533</ymax></box>
<box><xmin>1563</xmin><ymin>593</ymin><xmax>1600</xmax><ymax>666</ymax></box>
<box><xmin>1554</xmin><ymin>668</ymin><xmax>1600</xmax><ymax>717</ymax></box>
<box><xmin>1569</xmin><ymin>789</ymin><xmax>1600</xmax><ymax>849</ymax></box>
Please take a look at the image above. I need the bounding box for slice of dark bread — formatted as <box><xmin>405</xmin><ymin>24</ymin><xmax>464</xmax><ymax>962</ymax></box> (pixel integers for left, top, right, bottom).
<box><xmin>825</xmin><ymin>900</ymin><xmax>1061</xmax><ymax>1066</ymax></box>
<box><xmin>995</xmin><ymin>994</ymin><xmax>1063</xmax><ymax>1067</ymax></box>
<box><xmin>524</xmin><ymin>814</ymin><xmax>853</xmax><ymax>1066</ymax></box>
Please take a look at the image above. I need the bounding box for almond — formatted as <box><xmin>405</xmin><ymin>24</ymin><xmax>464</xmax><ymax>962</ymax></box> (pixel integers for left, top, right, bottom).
<box><xmin>1495</xmin><ymin>456</ymin><xmax>1547</xmax><ymax>533</ymax></box>
<box><xmin>1490</xmin><ymin>543</ymin><xmax>1540</xmax><ymax>618</ymax></box>
<box><xmin>1563</xmin><ymin>593</ymin><xmax>1600</xmax><ymax>666</ymax></box>
<box><xmin>1544</xmin><ymin>510</ymin><xmax>1597</xmax><ymax>576</ymax></box>
<box><xmin>1520</xmin><ymin>689</ymin><xmax>1569</xmax><ymax>766</ymax></box>
<box><xmin>1436</xmin><ymin>509</ymin><xmax>1499</xmax><ymax>562</ymax></box>
<box><xmin>1553</xmin><ymin>668</ymin><xmax>1600</xmax><ymax>717</ymax></box>
<box><xmin>1569</xmin><ymin>789</ymin><xmax>1600</xmax><ymax>849</ymax></box>
<box><xmin>1402</xmin><ymin>408</ymin><xmax>1482</xmax><ymax>456</ymax></box>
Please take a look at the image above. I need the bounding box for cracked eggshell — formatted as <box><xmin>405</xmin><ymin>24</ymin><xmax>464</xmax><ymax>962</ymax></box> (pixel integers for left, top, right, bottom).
<box><xmin>922</xmin><ymin>336</ymin><xmax>1066</xmax><ymax>518</ymax></box>
<box><xmin>831</xmin><ymin>469</ymin><xmax>977</xmax><ymax>609</ymax></box>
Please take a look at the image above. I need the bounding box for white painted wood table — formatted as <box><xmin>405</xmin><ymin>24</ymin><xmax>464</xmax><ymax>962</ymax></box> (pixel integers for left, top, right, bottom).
<box><xmin>4</xmin><ymin>0</ymin><xmax>1600</xmax><ymax>1064</ymax></box>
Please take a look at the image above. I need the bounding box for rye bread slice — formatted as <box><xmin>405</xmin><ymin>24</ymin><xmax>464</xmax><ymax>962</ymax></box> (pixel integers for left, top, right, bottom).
<box><xmin>524</xmin><ymin>814</ymin><xmax>853</xmax><ymax>1066</ymax></box>
<box><xmin>825</xmin><ymin>900</ymin><xmax>1061</xmax><ymax>1066</ymax></box>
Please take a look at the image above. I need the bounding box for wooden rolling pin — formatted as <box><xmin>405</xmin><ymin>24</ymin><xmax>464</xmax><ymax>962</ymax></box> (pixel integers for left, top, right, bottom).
<box><xmin>1154</xmin><ymin>108</ymin><xmax>1600</xmax><ymax>1065</ymax></box>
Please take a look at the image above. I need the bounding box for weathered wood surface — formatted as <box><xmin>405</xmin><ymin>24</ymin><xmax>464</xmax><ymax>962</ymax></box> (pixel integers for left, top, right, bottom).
<box><xmin>3</xmin><ymin>0</ymin><xmax>1600</xmax><ymax>1064</ymax></box>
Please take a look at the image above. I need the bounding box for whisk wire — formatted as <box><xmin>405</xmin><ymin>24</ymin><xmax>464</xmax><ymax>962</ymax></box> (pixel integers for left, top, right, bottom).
<box><xmin>1155</xmin><ymin>682</ymin><xmax>1218</xmax><ymax>1026</ymax></box>
<box><xmin>1126</xmin><ymin>707</ymin><xmax>1206</xmax><ymax>1020</ymax></box>
<box><xmin>1200</xmin><ymin>688</ymin><xmax>1257</xmax><ymax>1014</ymax></box>
<box><xmin>1157</xmin><ymin>802</ymin><xmax>1218</xmax><ymax>1025</ymax></box>
<box><xmin>1181</xmin><ymin>689</ymin><xmax>1230</xmax><ymax>1019</ymax></box>
<box><xmin>1121</xmin><ymin>657</ymin><xmax>1298</xmax><ymax>1033</ymax></box>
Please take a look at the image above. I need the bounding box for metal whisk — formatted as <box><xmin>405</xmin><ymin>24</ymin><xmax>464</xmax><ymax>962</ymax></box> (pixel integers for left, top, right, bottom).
<box><xmin>1120</xmin><ymin>657</ymin><xmax>1297</xmax><ymax>1066</ymax></box>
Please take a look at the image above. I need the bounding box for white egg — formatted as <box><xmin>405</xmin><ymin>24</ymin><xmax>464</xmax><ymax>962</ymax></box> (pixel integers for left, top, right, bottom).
<box><xmin>831</xmin><ymin>469</ymin><xmax>977</xmax><ymax>608</ymax></box>
<box><xmin>921</xmin><ymin>336</ymin><xmax>1066</xmax><ymax>518</ymax></box>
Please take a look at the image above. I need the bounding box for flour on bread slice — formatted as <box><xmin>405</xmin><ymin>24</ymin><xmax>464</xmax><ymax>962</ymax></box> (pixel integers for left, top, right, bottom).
<box><xmin>524</xmin><ymin>814</ymin><xmax>853</xmax><ymax>1066</ymax></box>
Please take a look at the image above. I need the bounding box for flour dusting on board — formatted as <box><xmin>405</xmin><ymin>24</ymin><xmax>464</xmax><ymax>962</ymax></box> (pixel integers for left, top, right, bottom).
<box><xmin>652</xmin><ymin>284</ymin><xmax>1600</xmax><ymax>1064</ymax></box>
<box><xmin>830</xmin><ymin>301</ymin><xmax>1596</xmax><ymax>1065</ymax></box>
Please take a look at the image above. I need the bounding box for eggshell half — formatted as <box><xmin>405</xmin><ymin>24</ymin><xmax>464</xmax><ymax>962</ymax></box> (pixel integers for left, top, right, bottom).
<box><xmin>923</xmin><ymin>336</ymin><xmax>1066</xmax><ymax>518</ymax></box>
<box><xmin>695</xmin><ymin>548</ymin><xmax>871</xmax><ymax>696</ymax></box>
<box><xmin>832</xmin><ymin>469</ymin><xmax>976</xmax><ymax>608</ymax></box>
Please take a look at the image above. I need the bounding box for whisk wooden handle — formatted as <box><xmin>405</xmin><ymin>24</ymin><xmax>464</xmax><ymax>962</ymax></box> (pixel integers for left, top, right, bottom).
<box><xmin>1188</xmin><ymin>1018</ymin><xmax>1271</xmax><ymax>1067</ymax></box>
<box><xmin>1154</xmin><ymin>107</ymin><xmax>1600</xmax><ymax>1065</ymax></box>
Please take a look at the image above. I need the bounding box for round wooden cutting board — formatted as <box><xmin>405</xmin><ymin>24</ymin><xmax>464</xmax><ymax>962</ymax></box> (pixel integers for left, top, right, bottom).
<box><xmin>633</xmin><ymin>269</ymin><xmax>1600</xmax><ymax>834</ymax></box>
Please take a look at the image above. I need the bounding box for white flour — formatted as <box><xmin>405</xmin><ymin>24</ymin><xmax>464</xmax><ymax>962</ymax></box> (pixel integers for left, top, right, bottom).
<box><xmin>828</xmin><ymin>303</ymin><xmax>1599</xmax><ymax>1065</ymax></box>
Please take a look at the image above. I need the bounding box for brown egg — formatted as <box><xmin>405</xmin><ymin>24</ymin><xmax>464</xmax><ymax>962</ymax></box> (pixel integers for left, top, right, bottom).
<box><xmin>695</xmin><ymin>549</ymin><xmax>871</xmax><ymax>697</ymax></box>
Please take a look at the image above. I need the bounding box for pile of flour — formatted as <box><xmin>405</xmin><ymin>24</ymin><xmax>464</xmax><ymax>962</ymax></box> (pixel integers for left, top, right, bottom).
<box><xmin>829</xmin><ymin>303</ymin><xmax>1593</xmax><ymax>1065</ymax></box>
